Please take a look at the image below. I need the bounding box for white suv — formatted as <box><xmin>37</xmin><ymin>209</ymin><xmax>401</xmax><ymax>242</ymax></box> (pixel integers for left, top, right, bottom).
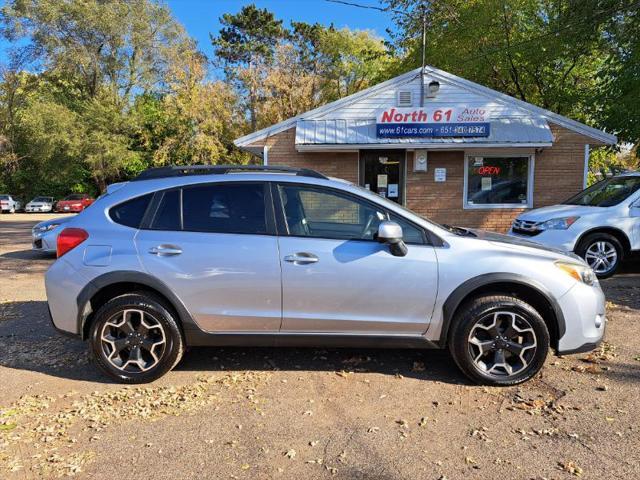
<box><xmin>509</xmin><ymin>172</ymin><xmax>640</xmax><ymax>278</ymax></box>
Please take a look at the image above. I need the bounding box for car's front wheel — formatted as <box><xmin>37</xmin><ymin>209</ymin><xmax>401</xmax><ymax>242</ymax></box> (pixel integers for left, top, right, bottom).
<box><xmin>576</xmin><ymin>233</ymin><xmax>622</xmax><ymax>279</ymax></box>
<box><xmin>89</xmin><ymin>293</ymin><xmax>185</xmax><ymax>383</ymax></box>
<box><xmin>448</xmin><ymin>295</ymin><xmax>550</xmax><ymax>386</ymax></box>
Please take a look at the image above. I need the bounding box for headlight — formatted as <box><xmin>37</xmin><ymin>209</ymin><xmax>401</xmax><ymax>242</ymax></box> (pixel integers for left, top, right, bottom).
<box><xmin>539</xmin><ymin>216</ymin><xmax>580</xmax><ymax>230</ymax></box>
<box><xmin>555</xmin><ymin>261</ymin><xmax>597</xmax><ymax>286</ymax></box>
<box><xmin>35</xmin><ymin>223</ymin><xmax>59</xmax><ymax>233</ymax></box>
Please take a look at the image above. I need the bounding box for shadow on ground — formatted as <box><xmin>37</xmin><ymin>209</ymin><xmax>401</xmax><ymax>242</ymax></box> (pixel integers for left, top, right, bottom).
<box><xmin>0</xmin><ymin>300</ymin><xmax>469</xmax><ymax>385</ymax></box>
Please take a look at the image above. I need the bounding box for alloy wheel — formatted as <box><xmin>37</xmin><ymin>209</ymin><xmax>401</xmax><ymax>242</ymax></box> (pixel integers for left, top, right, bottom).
<box><xmin>100</xmin><ymin>309</ymin><xmax>166</xmax><ymax>373</ymax></box>
<box><xmin>584</xmin><ymin>241</ymin><xmax>617</xmax><ymax>274</ymax></box>
<box><xmin>467</xmin><ymin>311</ymin><xmax>537</xmax><ymax>377</ymax></box>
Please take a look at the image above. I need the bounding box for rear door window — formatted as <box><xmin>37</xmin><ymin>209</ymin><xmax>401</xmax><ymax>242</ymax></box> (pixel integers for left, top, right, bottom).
<box><xmin>150</xmin><ymin>190</ymin><xmax>181</xmax><ymax>230</ymax></box>
<box><xmin>181</xmin><ymin>183</ymin><xmax>267</xmax><ymax>234</ymax></box>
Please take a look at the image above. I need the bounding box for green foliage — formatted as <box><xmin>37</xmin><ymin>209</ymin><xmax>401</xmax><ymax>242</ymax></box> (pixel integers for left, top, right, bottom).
<box><xmin>0</xmin><ymin>0</ymin><xmax>635</xmax><ymax>201</ymax></box>
<box><xmin>384</xmin><ymin>0</ymin><xmax>637</xmax><ymax>172</ymax></box>
<box><xmin>0</xmin><ymin>0</ymin><xmax>248</xmax><ymax>199</ymax></box>
<box><xmin>595</xmin><ymin>1</ymin><xmax>640</xmax><ymax>149</ymax></box>
<box><xmin>211</xmin><ymin>10</ymin><xmax>392</xmax><ymax>129</ymax></box>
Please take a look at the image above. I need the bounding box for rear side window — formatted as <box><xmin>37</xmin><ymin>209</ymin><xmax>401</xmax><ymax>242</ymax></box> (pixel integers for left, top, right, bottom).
<box><xmin>182</xmin><ymin>183</ymin><xmax>267</xmax><ymax>234</ymax></box>
<box><xmin>109</xmin><ymin>194</ymin><xmax>152</xmax><ymax>228</ymax></box>
<box><xmin>151</xmin><ymin>190</ymin><xmax>181</xmax><ymax>230</ymax></box>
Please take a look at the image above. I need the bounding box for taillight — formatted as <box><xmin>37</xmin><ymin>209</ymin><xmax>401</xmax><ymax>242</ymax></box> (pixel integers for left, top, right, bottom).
<box><xmin>57</xmin><ymin>228</ymin><xmax>89</xmax><ymax>257</ymax></box>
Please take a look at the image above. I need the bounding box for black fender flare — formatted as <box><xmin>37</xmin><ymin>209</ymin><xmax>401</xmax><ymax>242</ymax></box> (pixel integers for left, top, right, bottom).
<box><xmin>440</xmin><ymin>273</ymin><xmax>566</xmax><ymax>346</ymax></box>
<box><xmin>76</xmin><ymin>270</ymin><xmax>198</xmax><ymax>339</ymax></box>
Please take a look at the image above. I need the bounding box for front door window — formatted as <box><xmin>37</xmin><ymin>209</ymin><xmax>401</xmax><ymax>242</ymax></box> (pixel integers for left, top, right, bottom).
<box><xmin>360</xmin><ymin>150</ymin><xmax>405</xmax><ymax>204</ymax></box>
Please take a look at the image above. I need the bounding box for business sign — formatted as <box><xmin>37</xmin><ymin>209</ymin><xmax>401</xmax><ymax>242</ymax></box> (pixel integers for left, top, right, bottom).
<box><xmin>376</xmin><ymin>107</ymin><xmax>490</xmax><ymax>138</ymax></box>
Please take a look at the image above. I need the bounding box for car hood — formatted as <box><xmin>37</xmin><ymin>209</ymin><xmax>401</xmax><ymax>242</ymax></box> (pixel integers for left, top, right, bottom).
<box><xmin>34</xmin><ymin>216</ymin><xmax>73</xmax><ymax>230</ymax></box>
<box><xmin>27</xmin><ymin>202</ymin><xmax>52</xmax><ymax>206</ymax></box>
<box><xmin>467</xmin><ymin>228</ymin><xmax>584</xmax><ymax>262</ymax></box>
<box><xmin>516</xmin><ymin>204</ymin><xmax>602</xmax><ymax>222</ymax></box>
<box><xmin>57</xmin><ymin>200</ymin><xmax>83</xmax><ymax>204</ymax></box>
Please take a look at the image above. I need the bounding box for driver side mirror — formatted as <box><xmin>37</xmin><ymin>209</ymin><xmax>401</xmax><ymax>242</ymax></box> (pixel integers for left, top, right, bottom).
<box><xmin>377</xmin><ymin>221</ymin><xmax>408</xmax><ymax>257</ymax></box>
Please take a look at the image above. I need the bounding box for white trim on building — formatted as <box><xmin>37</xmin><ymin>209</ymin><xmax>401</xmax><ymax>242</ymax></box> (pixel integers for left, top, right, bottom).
<box><xmin>234</xmin><ymin>66</ymin><xmax>616</xmax><ymax>150</ymax></box>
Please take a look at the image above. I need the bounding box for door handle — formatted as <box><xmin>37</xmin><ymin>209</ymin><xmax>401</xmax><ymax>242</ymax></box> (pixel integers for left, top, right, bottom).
<box><xmin>149</xmin><ymin>245</ymin><xmax>183</xmax><ymax>256</ymax></box>
<box><xmin>284</xmin><ymin>252</ymin><xmax>319</xmax><ymax>265</ymax></box>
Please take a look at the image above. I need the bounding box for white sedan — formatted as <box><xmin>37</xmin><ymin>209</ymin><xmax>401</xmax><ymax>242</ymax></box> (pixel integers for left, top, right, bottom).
<box><xmin>25</xmin><ymin>196</ymin><xmax>55</xmax><ymax>213</ymax></box>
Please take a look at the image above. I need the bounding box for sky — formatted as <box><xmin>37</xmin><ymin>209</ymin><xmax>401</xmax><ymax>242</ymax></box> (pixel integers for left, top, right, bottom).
<box><xmin>0</xmin><ymin>0</ymin><xmax>396</xmax><ymax>66</ymax></box>
<box><xmin>168</xmin><ymin>0</ymin><xmax>395</xmax><ymax>57</ymax></box>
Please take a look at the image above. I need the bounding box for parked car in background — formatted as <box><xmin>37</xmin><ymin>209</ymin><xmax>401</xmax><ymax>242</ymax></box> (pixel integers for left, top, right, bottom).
<box><xmin>55</xmin><ymin>193</ymin><xmax>94</xmax><ymax>213</ymax></box>
<box><xmin>32</xmin><ymin>216</ymin><xmax>73</xmax><ymax>254</ymax></box>
<box><xmin>26</xmin><ymin>196</ymin><xmax>55</xmax><ymax>213</ymax></box>
<box><xmin>46</xmin><ymin>165</ymin><xmax>605</xmax><ymax>386</ymax></box>
<box><xmin>509</xmin><ymin>172</ymin><xmax>640</xmax><ymax>278</ymax></box>
<box><xmin>0</xmin><ymin>194</ymin><xmax>22</xmax><ymax>213</ymax></box>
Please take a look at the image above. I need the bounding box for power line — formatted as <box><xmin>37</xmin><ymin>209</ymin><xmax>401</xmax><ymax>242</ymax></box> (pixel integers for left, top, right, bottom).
<box><xmin>325</xmin><ymin>0</ymin><xmax>406</xmax><ymax>16</ymax></box>
<box><xmin>326</xmin><ymin>0</ymin><xmax>639</xmax><ymax>67</ymax></box>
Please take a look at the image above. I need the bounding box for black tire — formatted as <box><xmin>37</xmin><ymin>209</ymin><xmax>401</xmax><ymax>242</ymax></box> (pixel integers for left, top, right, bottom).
<box><xmin>575</xmin><ymin>232</ymin><xmax>623</xmax><ymax>279</ymax></box>
<box><xmin>89</xmin><ymin>292</ymin><xmax>184</xmax><ymax>383</ymax></box>
<box><xmin>448</xmin><ymin>295</ymin><xmax>550</xmax><ymax>386</ymax></box>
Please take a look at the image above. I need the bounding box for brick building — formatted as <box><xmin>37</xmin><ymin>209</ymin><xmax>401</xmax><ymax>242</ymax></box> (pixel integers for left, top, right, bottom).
<box><xmin>234</xmin><ymin>67</ymin><xmax>616</xmax><ymax>232</ymax></box>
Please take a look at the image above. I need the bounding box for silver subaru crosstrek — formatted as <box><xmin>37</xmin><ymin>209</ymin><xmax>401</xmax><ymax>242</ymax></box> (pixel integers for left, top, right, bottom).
<box><xmin>45</xmin><ymin>166</ymin><xmax>606</xmax><ymax>385</ymax></box>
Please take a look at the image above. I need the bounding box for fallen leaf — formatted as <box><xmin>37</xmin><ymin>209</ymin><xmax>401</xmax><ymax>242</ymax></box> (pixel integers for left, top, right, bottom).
<box><xmin>412</xmin><ymin>361</ymin><xmax>426</xmax><ymax>372</ymax></box>
<box><xmin>559</xmin><ymin>461</ymin><xmax>583</xmax><ymax>476</ymax></box>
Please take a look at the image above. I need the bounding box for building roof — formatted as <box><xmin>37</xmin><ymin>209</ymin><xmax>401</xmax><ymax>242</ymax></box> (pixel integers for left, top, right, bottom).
<box><xmin>234</xmin><ymin>66</ymin><xmax>616</xmax><ymax>150</ymax></box>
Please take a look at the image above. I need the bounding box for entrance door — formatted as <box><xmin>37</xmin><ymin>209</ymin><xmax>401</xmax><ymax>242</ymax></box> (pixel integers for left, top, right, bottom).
<box><xmin>360</xmin><ymin>150</ymin><xmax>405</xmax><ymax>204</ymax></box>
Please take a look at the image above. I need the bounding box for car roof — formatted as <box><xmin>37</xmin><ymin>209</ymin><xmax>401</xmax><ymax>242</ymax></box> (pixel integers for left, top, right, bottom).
<box><xmin>616</xmin><ymin>171</ymin><xmax>640</xmax><ymax>177</ymax></box>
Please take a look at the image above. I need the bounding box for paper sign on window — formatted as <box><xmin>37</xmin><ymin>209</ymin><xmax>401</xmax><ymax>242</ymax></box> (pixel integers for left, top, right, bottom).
<box><xmin>377</xmin><ymin>174</ymin><xmax>388</xmax><ymax>188</ymax></box>
<box><xmin>481</xmin><ymin>177</ymin><xmax>492</xmax><ymax>191</ymax></box>
<box><xmin>388</xmin><ymin>184</ymin><xmax>398</xmax><ymax>198</ymax></box>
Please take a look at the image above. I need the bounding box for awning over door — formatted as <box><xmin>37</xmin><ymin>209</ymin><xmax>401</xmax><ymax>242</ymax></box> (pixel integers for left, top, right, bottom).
<box><xmin>295</xmin><ymin>117</ymin><xmax>553</xmax><ymax>150</ymax></box>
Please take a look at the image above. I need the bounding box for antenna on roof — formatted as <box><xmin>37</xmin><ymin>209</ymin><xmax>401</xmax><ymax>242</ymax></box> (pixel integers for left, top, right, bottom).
<box><xmin>420</xmin><ymin>4</ymin><xmax>427</xmax><ymax>107</ymax></box>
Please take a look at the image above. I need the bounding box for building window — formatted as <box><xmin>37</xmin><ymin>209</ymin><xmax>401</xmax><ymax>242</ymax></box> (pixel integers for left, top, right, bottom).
<box><xmin>464</xmin><ymin>155</ymin><xmax>533</xmax><ymax>209</ymax></box>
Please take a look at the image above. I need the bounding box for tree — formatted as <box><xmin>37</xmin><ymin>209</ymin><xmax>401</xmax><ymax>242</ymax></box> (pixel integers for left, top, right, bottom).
<box><xmin>211</xmin><ymin>4</ymin><xmax>285</xmax><ymax>130</ymax></box>
<box><xmin>0</xmin><ymin>0</ymin><xmax>202</xmax><ymax>196</ymax></box>
<box><xmin>0</xmin><ymin>0</ymin><xmax>193</xmax><ymax>101</ymax></box>
<box><xmin>317</xmin><ymin>27</ymin><xmax>393</xmax><ymax>102</ymax></box>
<box><xmin>149</xmin><ymin>49</ymin><xmax>249</xmax><ymax>165</ymax></box>
<box><xmin>383</xmin><ymin>0</ymin><xmax>615</xmax><ymax>122</ymax></box>
<box><xmin>596</xmin><ymin>1</ymin><xmax>640</xmax><ymax>150</ymax></box>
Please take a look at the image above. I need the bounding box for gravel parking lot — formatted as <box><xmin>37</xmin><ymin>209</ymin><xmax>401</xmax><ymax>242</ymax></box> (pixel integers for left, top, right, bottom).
<box><xmin>1</xmin><ymin>213</ymin><xmax>639</xmax><ymax>479</ymax></box>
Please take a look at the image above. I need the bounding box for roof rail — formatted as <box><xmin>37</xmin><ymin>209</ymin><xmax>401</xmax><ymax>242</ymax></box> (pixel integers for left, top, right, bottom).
<box><xmin>131</xmin><ymin>165</ymin><xmax>329</xmax><ymax>181</ymax></box>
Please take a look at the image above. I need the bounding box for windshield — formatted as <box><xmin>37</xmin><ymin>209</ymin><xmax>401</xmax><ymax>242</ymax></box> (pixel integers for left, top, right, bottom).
<box><xmin>564</xmin><ymin>176</ymin><xmax>640</xmax><ymax>207</ymax></box>
<box><xmin>65</xmin><ymin>194</ymin><xmax>85</xmax><ymax>200</ymax></box>
<box><xmin>0</xmin><ymin>195</ymin><xmax>8</xmax><ymax>200</ymax></box>
<box><xmin>32</xmin><ymin>196</ymin><xmax>53</xmax><ymax>202</ymax></box>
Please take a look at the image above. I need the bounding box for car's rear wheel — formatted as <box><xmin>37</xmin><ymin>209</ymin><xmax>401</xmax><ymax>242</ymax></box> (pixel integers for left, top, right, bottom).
<box><xmin>576</xmin><ymin>233</ymin><xmax>622</xmax><ymax>279</ymax></box>
<box><xmin>448</xmin><ymin>295</ymin><xmax>550</xmax><ymax>386</ymax></box>
<box><xmin>89</xmin><ymin>293</ymin><xmax>184</xmax><ymax>383</ymax></box>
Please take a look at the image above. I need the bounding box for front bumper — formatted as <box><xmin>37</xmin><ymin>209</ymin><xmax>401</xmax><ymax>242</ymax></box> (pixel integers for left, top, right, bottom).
<box><xmin>56</xmin><ymin>205</ymin><xmax>82</xmax><ymax>212</ymax></box>
<box><xmin>507</xmin><ymin>228</ymin><xmax>578</xmax><ymax>252</ymax></box>
<box><xmin>32</xmin><ymin>231</ymin><xmax>58</xmax><ymax>253</ymax></box>
<box><xmin>556</xmin><ymin>280</ymin><xmax>606</xmax><ymax>354</ymax></box>
<box><xmin>26</xmin><ymin>206</ymin><xmax>53</xmax><ymax>212</ymax></box>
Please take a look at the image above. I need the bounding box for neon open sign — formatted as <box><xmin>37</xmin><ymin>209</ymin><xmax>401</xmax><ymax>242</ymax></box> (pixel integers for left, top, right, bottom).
<box><xmin>475</xmin><ymin>166</ymin><xmax>501</xmax><ymax>175</ymax></box>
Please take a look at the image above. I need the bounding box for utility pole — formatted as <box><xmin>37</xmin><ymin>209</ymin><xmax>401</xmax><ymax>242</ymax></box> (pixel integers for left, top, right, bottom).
<box><xmin>420</xmin><ymin>4</ymin><xmax>427</xmax><ymax>107</ymax></box>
